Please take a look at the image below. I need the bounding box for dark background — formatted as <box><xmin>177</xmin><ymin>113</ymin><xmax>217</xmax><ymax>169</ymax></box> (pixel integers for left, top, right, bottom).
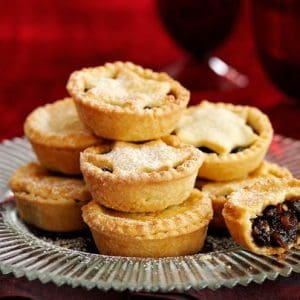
<box><xmin>1</xmin><ymin>0</ymin><xmax>299</xmax><ymax>141</ymax></box>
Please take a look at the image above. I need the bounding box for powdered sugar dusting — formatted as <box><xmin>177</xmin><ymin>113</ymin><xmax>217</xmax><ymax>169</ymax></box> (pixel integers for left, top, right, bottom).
<box><xmin>87</xmin><ymin>69</ymin><xmax>171</xmax><ymax>109</ymax></box>
<box><xmin>103</xmin><ymin>140</ymin><xmax>189</xmax><ymax>174</ymax></box>
<box><xmin>175</xmin><ymin>104</ymin><xmax>257</xmax><ymax>154</ymax></box>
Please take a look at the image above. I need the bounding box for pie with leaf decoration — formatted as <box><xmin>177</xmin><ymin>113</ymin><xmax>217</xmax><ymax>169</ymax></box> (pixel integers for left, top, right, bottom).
<box><xmin>174</xmin><ymin>101</ymin><xmax>273</xmax><ymax>181</ymax></box>
<box><xmin>80</xmin><ymin>136</ymin><xmax>204</xmax><ymax>213</ymax></box>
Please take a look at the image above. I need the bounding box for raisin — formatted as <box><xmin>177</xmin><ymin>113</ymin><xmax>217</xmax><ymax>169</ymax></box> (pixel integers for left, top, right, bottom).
<box><xmin>264</xmin><ymin>206</ymin><xmax>277</xmax><ymax>220</ymax></box>
<box><xmin>272</xmin><ymin>231</ymin><xmax>288</xmax><ymax>248</ymax></box>
<box><xmin>280</xmin><ymin>212</ymin><xmax>297</xmax><ymax>229</ymax></box>
<box><xmin>276</xmin><ymin>203</ymin><xmax>284</xmax><ymax>214</ymax></box>
<box><xmin>271</xmin><ymin>229</ymin><xmax>297</xmax><ymax>248</ymax></box>
<box><xmin>264</xmin><ymin>206</ymin><xmax>281</xmax><ymax>229</ymax></box>
<box><xmin>252</xmin><ymin>218</ymin><xmax>271</xmax><ymax>246</ymax></box>
<box><xmin>288</xmin><ymin>200</ymin><xmax>300</xmax><ymax>219</ymax></box>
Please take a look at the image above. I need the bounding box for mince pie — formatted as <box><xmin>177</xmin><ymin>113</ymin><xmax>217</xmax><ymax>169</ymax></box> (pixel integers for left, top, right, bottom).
<box><xmin>222</xmin><ymin>178</ymin><xmax>300</xmax><ymax>255</ymax></box>
<box><xmin>82</xmin><ymin>189</ymin><xmax>213</xmax><ymax>257</ymax></box>
<box><xmin>67</xmin><ymin>61</ymin><xmax>190</xmax><ymax>141</ymax></box>
<box><xmin>9</xmin><ymin>162</ymin><xmax>91</xmax><ymax>232</ymax></box>
<box><xmin>24</xmin><ymin>98</ymin><xmax>99</xmax><ymax>175</ymax></box>
<box><xmin>80</xmin><ymin>136</ymin><xmax>204</xmax><ymax>213</ymax></box>
<box><xmin>174</xmin><ymin>101</ymin><xmax>273</xmax><ymax>181</ymax></box>
<box><xmin>199</xmin><ymin>161</ymin><xmax>292</xmax><ymax>229</ymax></box>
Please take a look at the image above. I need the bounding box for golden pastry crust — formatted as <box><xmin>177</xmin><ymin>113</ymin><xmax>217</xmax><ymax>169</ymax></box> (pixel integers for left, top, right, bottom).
<box><xmin>222</xmin><ymin>178</ymin><xmax>300</xmax><ymax>255</ymax></box>
<box><xmin>80</xmin><ymin>136</ymin><xmax>204</xmax><ymax>213</ymax></box>
<box><xmin>67</xmin><ymin>61</ymin><xmax>190</xmax><ymax>141</ymax></box>
<box><xmin>82</xmin><ymin>189</ymin><xmax>213</xmax><ymax>257</ymax></box>
<box><xmin>9</xmin><ymin>162</ymin><xmax>91</xmax><ymax>232</ymax></box>
<box><xmin>24</xmin><ymin>98</ymin><xmax>99</xmax><ymax>175</ymax></box>
<box><xmin>199</xmin><ymin>161</ymin><xmax>292</xmax><ymax>229</ymax></box>
<box><xmin>174</xmin><ymin>101</ymin><xmax>273</xmax><ymax>181</ymax></box>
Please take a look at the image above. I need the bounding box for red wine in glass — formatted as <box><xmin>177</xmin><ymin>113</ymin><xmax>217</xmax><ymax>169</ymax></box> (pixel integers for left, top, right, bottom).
<box><xmin>156</xmin><ymin>0</ymin><xmax>242</xmax><ymax>90</ymax></box>
<box><xmin>252</xmin><ymin>0</ymin><xmax>300</xmax><ymax>99</ymax></box>
<box><xmin>157</xmin><ymin>0</ymin><xmax>241</xmax><ymax>60</ymax></box>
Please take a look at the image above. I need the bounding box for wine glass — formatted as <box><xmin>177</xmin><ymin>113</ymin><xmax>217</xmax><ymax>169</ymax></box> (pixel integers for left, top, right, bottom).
<box><xmin>252</xmin><ymin>0</ymin><xmax>300</xmax><ymax>100</ymax></box>
<box><xmin>156</xmin><ymin>0</ymin><xmax>246</xmax><ymax>91</ymax></box>
<box><xmin>252</xmin><ymin>0</ymin><xmax>300</xmax><ymax>138</ymax></box>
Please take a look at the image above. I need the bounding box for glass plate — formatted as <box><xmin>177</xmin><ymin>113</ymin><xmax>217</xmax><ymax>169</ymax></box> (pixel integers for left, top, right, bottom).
<box><xmin>0</xmin><ymin>136</ymin><xmax>300</xmax><ymax>292</ymax></box>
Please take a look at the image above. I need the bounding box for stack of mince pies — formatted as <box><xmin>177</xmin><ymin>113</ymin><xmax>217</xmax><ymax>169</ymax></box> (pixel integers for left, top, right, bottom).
<box><xmin>9</xmin><ymin>61</ymin><xmax>300</xmax><ymax>258</ymax></box>
<box><xmin>68</xmin><ymin>62</ymin><xmax>212</xmax><ymax>257</ymax></box>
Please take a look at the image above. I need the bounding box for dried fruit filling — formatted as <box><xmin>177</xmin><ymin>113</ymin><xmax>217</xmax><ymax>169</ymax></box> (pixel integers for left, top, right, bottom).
<box><xmin>252</xmin><ymin>199</ymin><xmax>300</xmax><ymax>248</ymax></box>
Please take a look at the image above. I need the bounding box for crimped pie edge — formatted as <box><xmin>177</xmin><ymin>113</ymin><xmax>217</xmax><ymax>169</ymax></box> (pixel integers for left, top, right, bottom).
<box><xmin>66</xmin><ymin>61</ymin><xmax>190</xmax><ymax>116</ymax></box>
<box><xmin>183</xmin><ymin>100</ymin><xmax>274</xmax><ymax>180</ymax></box>
<box><xmin>24</xmin><ymin>98</ymin><xmax>99</xmax><ymax>149</ymax></box>
<box><xmin>9</xmin><ymin>162</ymin><xmax>91</xmax><ymax>204</ymax></box>
<box><xmin>82</xmin><ymin>189</ymin><xmax>213</xmax><ymax>240</ymax></box>
<box><xmin>202</xmin><ymin>161</ymin><xmax>293</xmax><ymax>203</ymax></box>
<box><xmin>225</xmin><ymin>177</ymin><xmax>300</xmax><ymax>214</ymax></box>
<box><xmin>80</xmin><ymin>136</ymin><xmax>204</xmax><ymax>183</ymax></box>
<box><xmin>197</xmin><ymin>100</ymin><xmax>273</xmax><ymax>163</ymax></box>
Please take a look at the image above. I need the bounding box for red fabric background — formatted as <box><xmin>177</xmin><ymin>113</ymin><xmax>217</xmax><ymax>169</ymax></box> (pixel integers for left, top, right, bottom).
<box><xmin>0</xmin><ymin>0</ymin><xmax>299</xmax><ymax>140</ymax></box>
<box><xmin>0</xmin><ymin>0</ymin><xmax>182</xmax><ymax>140</ymax></box>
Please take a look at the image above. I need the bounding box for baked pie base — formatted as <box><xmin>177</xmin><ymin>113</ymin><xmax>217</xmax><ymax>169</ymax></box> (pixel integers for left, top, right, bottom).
<box><xmin>9</xmin><ymin>162</ymin><xmax>91</xmax><ymax>232</ymax></box>
<box><xmin>67</xmin><ymin>61</ymin><xmax>190</xmax><ymax>141</ymax></box>
<box><xmin>80</xmin><ymin>136</ymin><xmax>204</xmax><ymax>213</ymax></box>
<box><xmin>82</xmin><ymin>189</ymin><xmax>213</xmax><ymax>257</ymax></box>
<box><xmin>199</xmin><ymin>161</ymin><xmax>292</xmax><ymax>229</ymax></box>
<box><xmin>176</xmin><ymin>101</ymin><xmax>273</xmax><ymax>181</ymax></box>
<box><xmin>24</xmin><ymin>98</ymin><xmax>99</xmax><ymax>175</ymax></box>
<box><xmin>222</xmin><ymin>178</ymin><xmax>300</xmax><ymax>255</ymax></box>
<box><xmin>29</xmin><ymin>143</ymin><xmax>85</xmax><ymax>175</ymax></box>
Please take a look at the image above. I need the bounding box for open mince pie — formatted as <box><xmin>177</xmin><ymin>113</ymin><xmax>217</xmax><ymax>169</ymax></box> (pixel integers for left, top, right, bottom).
<box><xmin>80</xmin><ymin>136</ymin><xmax>204</xmax><ymax>213</ymax></box>
<box><xmin>24</xmin><ymin>98</ymin><xmax>99</xmax><ymax>175</ymax></box>
<box><xmin>67</xmin><ymin>61</ymin><xmax>190</xmax><ymax>141</ymax></box>
<box><xmin>9</xmin><ymin>162</ymin><xmax>91</xmax><ymax>232</ymax></box>
<box><xmin>82</xmin><ymin>189</ymin><xmax>213</xmax><ymax>257</ymax></box>
<box><xmin>222</xmin><ymin>178</ymin><xmax>300</xmax><ymax>255</ymax></box>
<box><xmin>198</xmin><ymin>161</ymin><xmax>292</xmax><ymax>229</ymax></box>
<box><xmin>174</xmin><ymin>101</ymin><xmax>273</xmax><ymax>181</ymax></box>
